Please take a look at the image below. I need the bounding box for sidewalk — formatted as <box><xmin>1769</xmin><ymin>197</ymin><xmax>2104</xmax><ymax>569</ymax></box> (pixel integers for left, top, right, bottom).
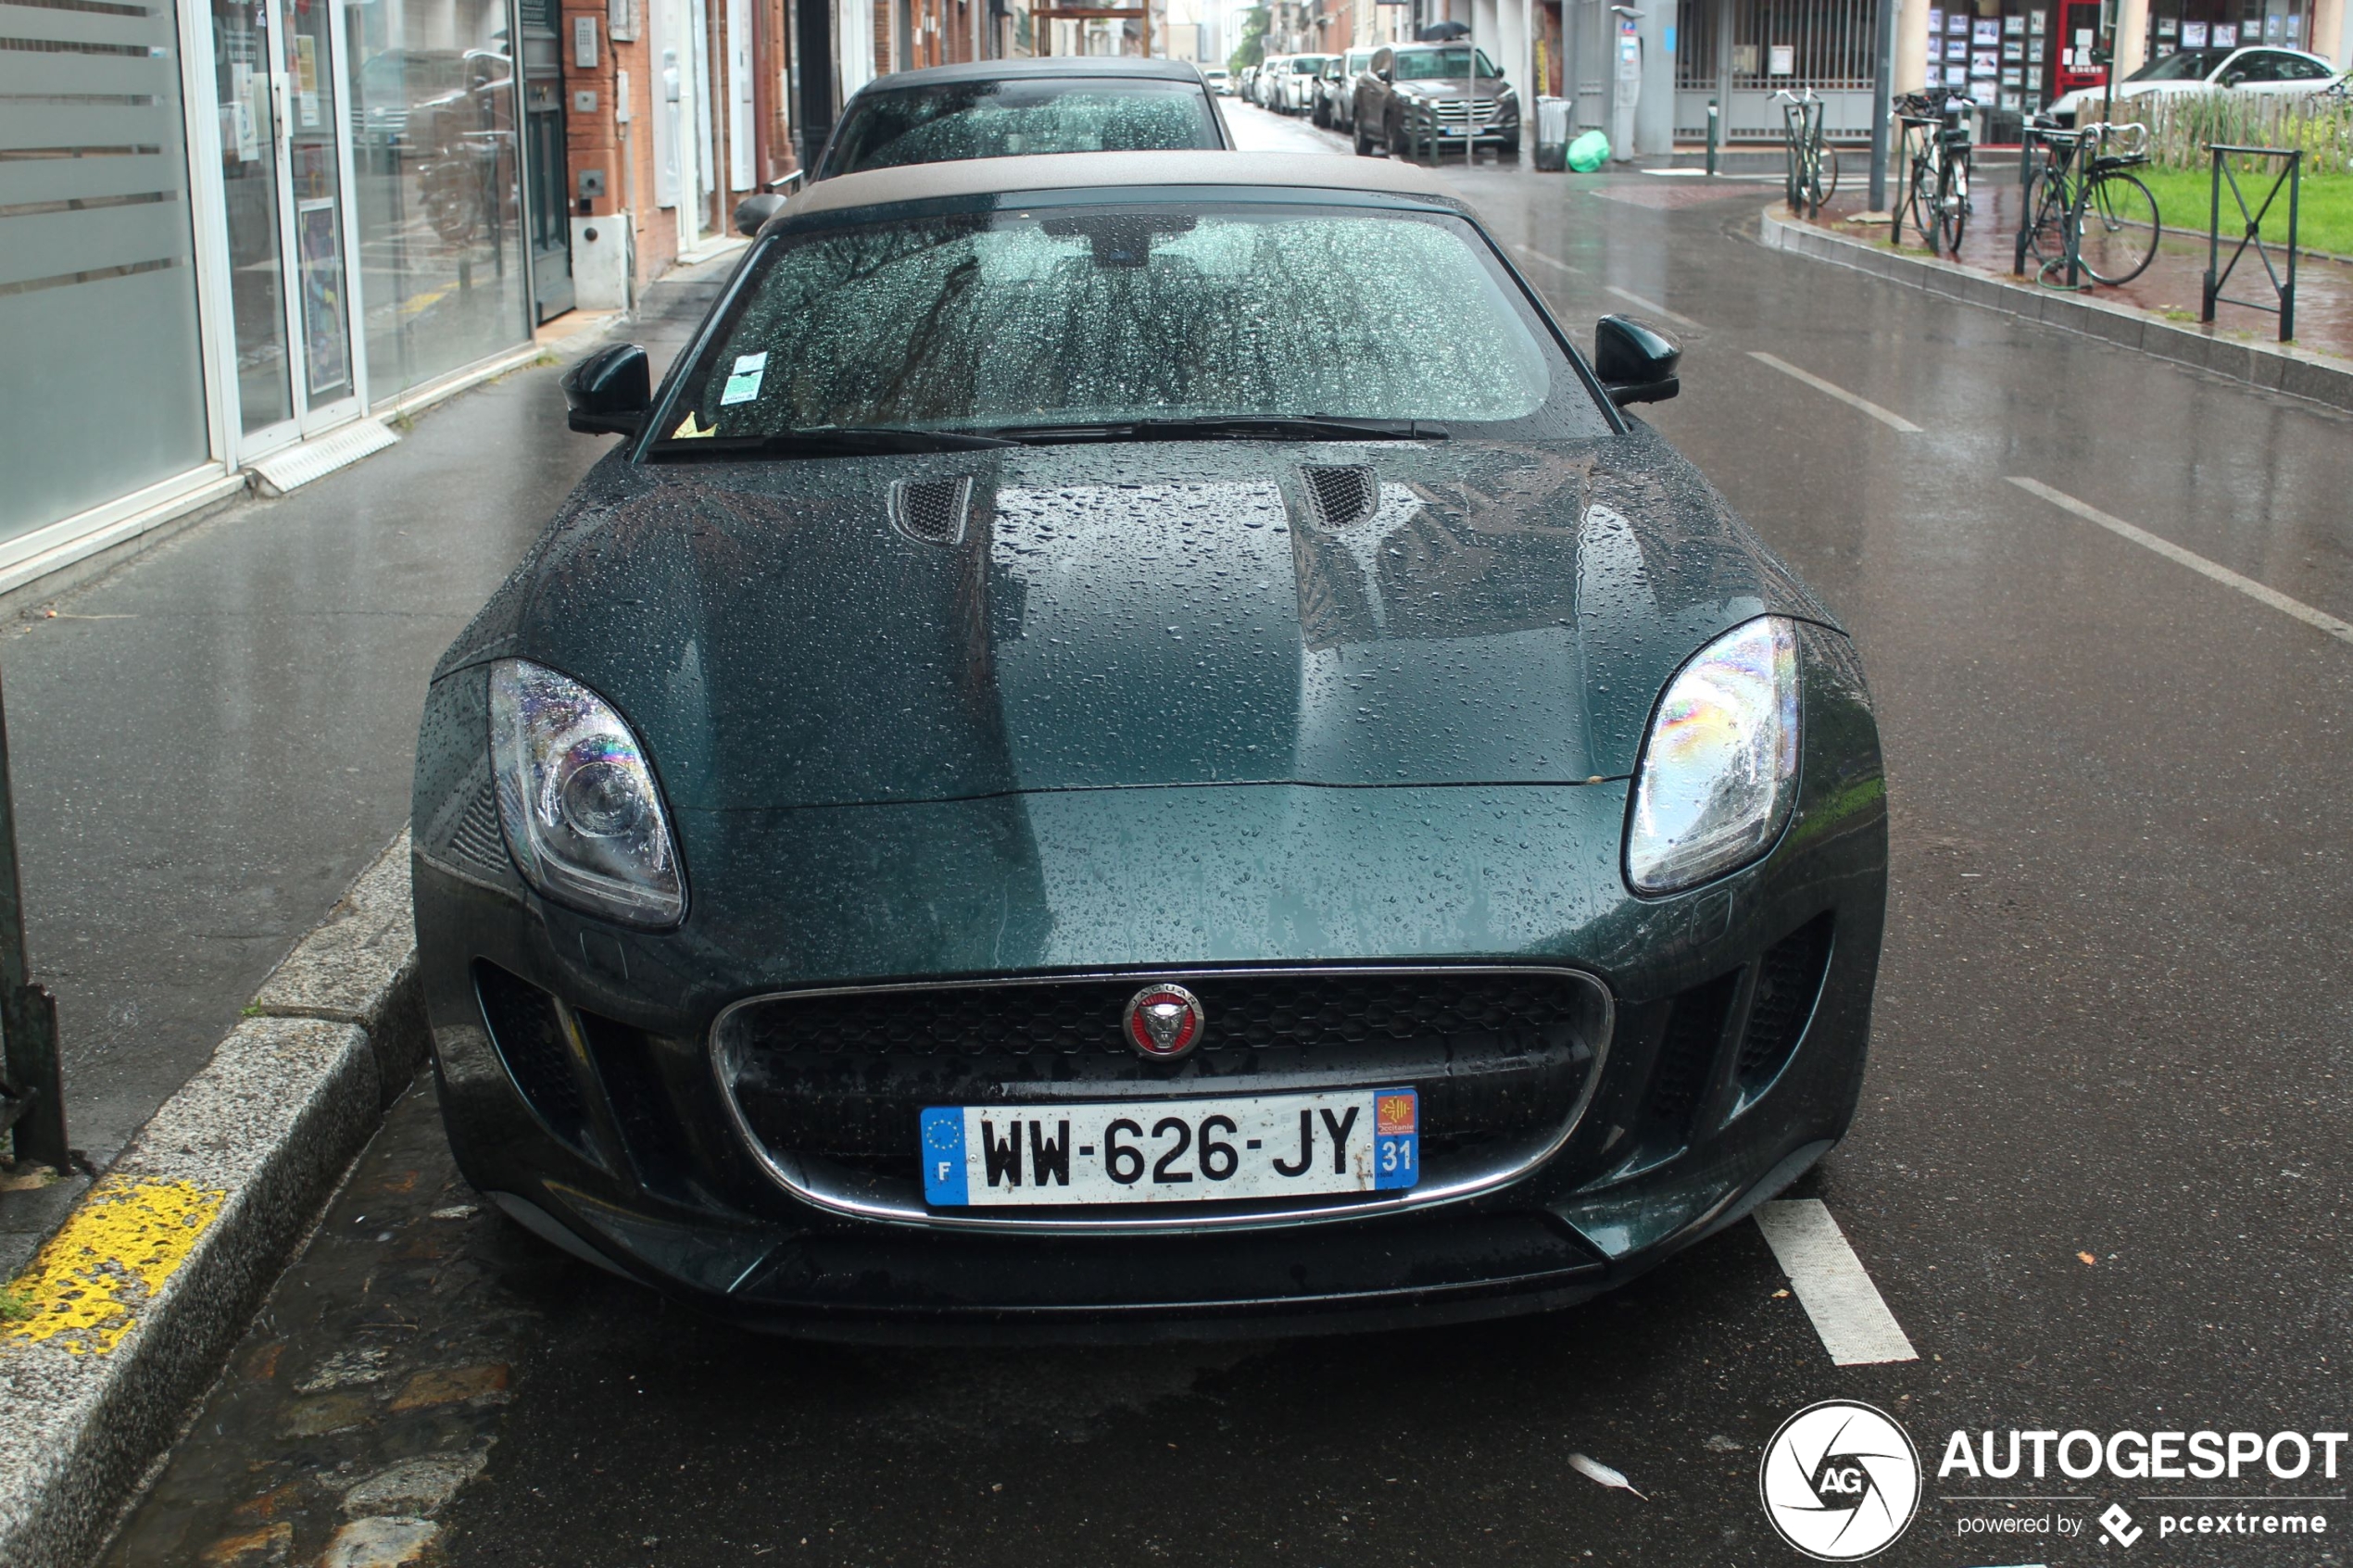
<box><xmin>0</xmin><ymin>257</ymin><xmax>729</xmax><ymax>1275</ymax></box>
<box><xmin>1801</xmin><ymin>177</ymin><xmax>2353</xmax><ymax>360</ymax></box>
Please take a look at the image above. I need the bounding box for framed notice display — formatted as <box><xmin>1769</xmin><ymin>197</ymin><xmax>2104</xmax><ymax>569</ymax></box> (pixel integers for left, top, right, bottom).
<box><xmin>2183</xmin><ymin>19</ymin><xmax>2208</xmax><ymax>43</ymax></box>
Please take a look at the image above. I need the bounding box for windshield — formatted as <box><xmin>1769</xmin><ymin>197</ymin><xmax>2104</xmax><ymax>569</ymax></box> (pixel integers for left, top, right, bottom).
<box><xmin>655</xmin><ymin>203</ymin><xmax>1604</xmax><ymax>445</ymax></box>
<box><xmin>2130</xmin><ymin>47</ymin><xmax>2229</xmax><ymax>81</ymax></box>
<box><xmin>1291</xmin><ymin>56</ymin><xmax>1330</xmax><ymax>71</ymax></box>
<box><xmin>819</xmin><ymin>80</ymin><xmax>1219</xmax><ymax>177</ymax></box>
<box><xmin>1392</xmin><ymin>47</ymin><xmax>1503</xmax><ymax>79</ymax></box>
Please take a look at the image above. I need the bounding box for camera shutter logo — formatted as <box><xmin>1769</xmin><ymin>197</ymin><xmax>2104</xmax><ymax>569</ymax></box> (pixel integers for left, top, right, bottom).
<box><xmin>1758</xmin><ymin>1400</ymin><xmax>1922</xmax><ymax>1561</ymax></box>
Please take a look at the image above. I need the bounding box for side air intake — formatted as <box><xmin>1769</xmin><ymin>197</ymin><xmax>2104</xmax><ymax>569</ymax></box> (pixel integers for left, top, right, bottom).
<box><xmin>1300</xmin><ymin>464</ymin><xmax>1378</xmax><ymax>528</ymax></box>
<box><xmin>889</xmin><ymin>476</ymin><xmax>974</xmax><ymax>546</ymax></box>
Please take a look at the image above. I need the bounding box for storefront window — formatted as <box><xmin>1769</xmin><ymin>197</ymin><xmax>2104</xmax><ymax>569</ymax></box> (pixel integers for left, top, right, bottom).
<box><xmin>0</xmin><ymin>0</ymin><xmax>210</xmax><ymax>542</ymax></box>
<box><xmin>345</xmin><ymin>0</ymin><xmax>532</xmax><ymax>405</ymax></box>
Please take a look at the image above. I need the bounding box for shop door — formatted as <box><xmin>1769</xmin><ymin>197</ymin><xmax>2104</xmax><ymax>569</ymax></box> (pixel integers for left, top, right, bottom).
<box><xmin>2057</xmin><ymin>0</ymin><xmax>2109</xmax><ymax>90</ymax></box>
<box><xmin>210</xmin><ymin>0</ymin><xmax>362</xmax><ymax>451</ymax></box>
<box><xmin>523</xmin><ymin>76</ymin><xmax>573</xmax><ymax>320</ymax></box>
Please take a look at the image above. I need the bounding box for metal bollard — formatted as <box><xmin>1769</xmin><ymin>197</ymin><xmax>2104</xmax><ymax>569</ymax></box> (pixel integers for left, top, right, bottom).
<box><xmin>1706</xmin><ymin>100</ymin><xmax>1719</xmax><ymax>176</ymax></box>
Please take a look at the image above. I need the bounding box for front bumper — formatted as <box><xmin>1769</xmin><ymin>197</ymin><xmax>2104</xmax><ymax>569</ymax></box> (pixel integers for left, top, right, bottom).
<box><xmin>411</xmin><ymin>627</ymin><xmax>1886</xmax><ymax>1338</ymax></box>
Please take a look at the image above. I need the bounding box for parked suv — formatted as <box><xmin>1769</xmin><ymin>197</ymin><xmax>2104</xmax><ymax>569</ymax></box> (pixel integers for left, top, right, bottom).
<box><xmin>1353</xmin><ymin>43</ymin><xmax>1520</xmax><ymax>158</ymax></box>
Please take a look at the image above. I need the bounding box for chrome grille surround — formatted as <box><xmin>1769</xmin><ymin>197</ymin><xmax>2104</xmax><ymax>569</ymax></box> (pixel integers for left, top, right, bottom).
<box><xmin>710</xmin><ymin>965</ymin><xmax>1613</xmax><ymax>1236</ymax></box>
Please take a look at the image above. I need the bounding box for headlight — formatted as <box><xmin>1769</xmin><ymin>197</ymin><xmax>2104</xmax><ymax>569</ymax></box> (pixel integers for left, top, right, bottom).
<box><xmin>1625</xmin><ymin>618</ymin><xmax>1800</xmax><ymax>895</ymax></box>
<box><xmin>489</xmin><ymin>659</ymin><xmax>686</xmax><ymax>928</ymax></box>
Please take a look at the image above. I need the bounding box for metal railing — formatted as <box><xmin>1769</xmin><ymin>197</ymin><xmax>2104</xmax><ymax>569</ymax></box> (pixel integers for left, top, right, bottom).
<box><xmin>2202</xmin><ymin>144</ymin><xmax>2302</xmax><ymax>343</ymax></box>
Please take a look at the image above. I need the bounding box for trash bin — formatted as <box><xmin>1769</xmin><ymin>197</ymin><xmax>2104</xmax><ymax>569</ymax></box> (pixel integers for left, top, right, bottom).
<box><xmin>1534</xmin><ymin>96</ymin><xmax>1571</xmax><ymax>172</ymax></box>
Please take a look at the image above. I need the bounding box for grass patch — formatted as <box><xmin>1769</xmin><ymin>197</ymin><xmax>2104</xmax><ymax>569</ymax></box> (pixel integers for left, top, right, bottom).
<box><xmin>0</xmin><ymin>1285</ymin><xmax>32</xmax><ymax>1323</ymax></box>
<box><xmin>2135</xmin><ymin>168</ymin><xmax>2353</xmax><ymax>257</ymax></box>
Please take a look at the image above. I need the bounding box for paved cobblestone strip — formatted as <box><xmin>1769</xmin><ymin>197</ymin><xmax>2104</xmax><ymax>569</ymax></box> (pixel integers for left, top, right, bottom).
<box><xmin>0</xmin><ymin>833</ymin><xmax>425</xmax><ymax>1568</ymax></box>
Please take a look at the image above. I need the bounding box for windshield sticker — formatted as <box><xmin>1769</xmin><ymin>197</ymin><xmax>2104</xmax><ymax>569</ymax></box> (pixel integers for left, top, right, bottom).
<box><xmin>721</xmin><ymin>352</ymin><xmax>768</xmax><ymax>407</ymax></box>
<box><xmin>671</xmin><ymin>411</ymin><xmax>715</xmax><ymax>440</ymax></box>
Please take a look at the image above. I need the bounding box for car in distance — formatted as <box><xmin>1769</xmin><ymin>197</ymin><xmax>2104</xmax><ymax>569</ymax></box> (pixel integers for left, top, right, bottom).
<box><xmin>1279</xmin><ymin>53</ymin><xmax>1333</xmax><ymax>114</ymax></box>
<box><xmin>1317</xmin><ymin>48</ymin><xmax>1378</xmax><ymax>130</ymax></box>
<box><xmin>2047</xmin><ymin>43</ymin><xmax>2340</xmax><ymax>125</ymax></box>
<box><xmin>1354</xmin><ymin>42</ymin><xmax>1521</xmax><ymax>157</ymax></box>
<box><xmin>805</xmin><ymin>57</ymin><xmax>1231</xmax><ymax>181</ymax></box>
<box><xmin>1203</xmin><ymin>66</ymin><xmax>1233</xmax><ymax>96</ymax></box>
<box><xmin>416</xmin><ymin>150</ymin><xmax>1888</xmax><ymax>1337</ymax></box>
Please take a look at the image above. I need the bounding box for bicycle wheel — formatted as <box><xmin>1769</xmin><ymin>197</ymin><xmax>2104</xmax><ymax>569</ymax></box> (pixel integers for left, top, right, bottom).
<box><xmin>2078</xmin><ymin>170</ymin><xmax>2159</xmax><ymax>285</ymax></box>
<box><xmin>1819</xmin><ymin>144</ymin><xmax>1842</xmax><ymax>207</ymax></box>
<box><xmin>1906</xmin><ymin>157</ymin><xmax>1939</xmax><ymax>248</ymax></box>
<box><xmin>1935</xmin><ymin>160</ymin><xmax>1970</xmax><ymax>256</ymax></box>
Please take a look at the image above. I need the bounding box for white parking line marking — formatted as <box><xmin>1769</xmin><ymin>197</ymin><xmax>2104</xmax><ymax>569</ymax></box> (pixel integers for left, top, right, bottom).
<box><xmin>2007</xmin><ymin>477</ymin><xmax>2353</xmax><ymax>647</ymax></box>
<box><xmin>1604</xmin><ymin>285</ymin><xmax>1704</xmax><ymax>332</ymax></box>
<box><xmin>1746</xmin><ymin>352</ymin><xmax>1923</xmax><ymax>433</ymax></box>
<box><xmin>1512</xmin><ymin>244</ymin><xmax>1585</xmax><ymax>275</ymax></box>
<box><xmin>1755</xmin><ymin>1199</ymin><xmax>1919</xmax><ymax>1366</ymax></box>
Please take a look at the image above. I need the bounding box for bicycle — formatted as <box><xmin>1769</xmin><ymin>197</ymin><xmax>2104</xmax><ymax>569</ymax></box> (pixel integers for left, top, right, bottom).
<box><xmin>1892</xmin><ymin>88</ymin><xmax>1976</xmax><ymax>257</ymax></box>
<box><xmin>2014</xmin><ymin>117</ymin><xmax>2161</xmax><ymax>286</ymax></box>
<box><xmin>1774</xmin><ymin>87</ymin><xmax>1840</xmax><ymax>217</ymax></box>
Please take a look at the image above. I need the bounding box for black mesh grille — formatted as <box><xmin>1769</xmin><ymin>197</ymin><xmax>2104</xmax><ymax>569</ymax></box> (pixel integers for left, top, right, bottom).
<box><xmin>1301</xmin><ymin>464</ymin><xmax>1377</xmax><ymax>528</ymax></box>
<box><xmin>446</xmin><ymin>782</ymin><xmax>510</xmax><ymax>878</ymax></box>
<box><xmin>889</xmin><ymin>476</ymin><xmax>972</xmax><ymax>546</ymax></box>
<box><xmin>1738</xmin><ymin>916</ymin><xmax>1832</xmax><ymax>1088</ymax></box>
<box><xmin>736</xmin><ymin>970</ymin><xmax>1592</xmax><ymax>1059</ymax></box>
<box><xmin>475</xmin><ymin>960</ymin><xmax>591</xmax><ymax>1152</ymax></box>
<box><xmin>723</xmin><ymin>970</ymin><xmax>1606</xmax><ymax>1179</ymax></box>
<box><xmin>1643</xmin><ymin>971</ymin><xmax>1735</xmax><ymax>1135</ymax></box>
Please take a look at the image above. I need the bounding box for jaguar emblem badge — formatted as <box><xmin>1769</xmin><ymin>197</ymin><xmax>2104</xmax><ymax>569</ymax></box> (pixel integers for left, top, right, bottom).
<box><xmin>1124</xmin><ymin>984</ymin><xmax>1205</xmax><ymax>1060</ymax></box>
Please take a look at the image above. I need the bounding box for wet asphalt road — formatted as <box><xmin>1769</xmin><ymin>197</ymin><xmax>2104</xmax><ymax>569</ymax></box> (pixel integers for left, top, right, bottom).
<box><xmin>101</xmin><ymin>106</ymin><xmax>2351</xmax><ymax>1567</ymax></box>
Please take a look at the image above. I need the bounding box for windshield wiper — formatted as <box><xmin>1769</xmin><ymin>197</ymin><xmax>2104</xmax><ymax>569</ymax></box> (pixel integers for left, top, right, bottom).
<box><xmin>984</xmin><ymin>416</ymin><xmax>1449</xmax><ymax>445</ymax></box>
<box><xmin>649</xmin><ymin>426</ymin><xmax>1016</xmax><ymax>459</ymax></box>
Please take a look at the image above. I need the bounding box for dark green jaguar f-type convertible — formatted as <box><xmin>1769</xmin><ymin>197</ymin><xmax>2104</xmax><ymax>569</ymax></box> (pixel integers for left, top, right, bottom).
<box><xmin>410</xmin><ymin>151</ymin><xmax>1887</xmax><ymax>1338</ymax></box>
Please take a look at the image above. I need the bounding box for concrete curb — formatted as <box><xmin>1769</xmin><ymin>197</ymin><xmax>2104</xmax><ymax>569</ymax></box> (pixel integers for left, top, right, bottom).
<box><xmin>1755</xmin><ymin>204</ymin><xmax>2353</xmax><ymax>416</ymax></box>
<box><xmin>0</xmin><ymin>831</ymin><xmax>424</xmax><ymax>1568</ymax></box>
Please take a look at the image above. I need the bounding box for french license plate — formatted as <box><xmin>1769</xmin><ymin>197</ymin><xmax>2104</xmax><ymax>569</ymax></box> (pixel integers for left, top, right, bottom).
<box><xmin>919</xmin><ymin>1088</ymin><xmax>1419</xmax><ymax>1208</ymax></box>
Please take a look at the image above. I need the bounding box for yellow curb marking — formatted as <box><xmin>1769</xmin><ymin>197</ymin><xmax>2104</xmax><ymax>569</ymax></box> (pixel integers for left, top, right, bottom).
<box><xmin>6</xmin><ymin>1175</ymin><xmax>226</xmax><ymax>1354</ymax></box>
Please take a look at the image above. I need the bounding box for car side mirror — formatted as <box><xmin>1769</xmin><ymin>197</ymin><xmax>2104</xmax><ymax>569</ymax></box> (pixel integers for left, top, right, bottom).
<box><xmin>562</xmin><ymin>343</ymin><xmax>650</xmax><ymax>435</ymax></box>
<box><xmin>1593</xmin><ymin>314</ymin><xmax>1681</xmax><ymax>407</ymax></box>
<box><xmin>2220</xmin><ymin>69</ymin><xmax>2246</xmax><ymax>85</ymax></box>
<box><xmin>735</xmin><ymin>192</ymin><xmax>787</xmax><ymax>235</ymax></box>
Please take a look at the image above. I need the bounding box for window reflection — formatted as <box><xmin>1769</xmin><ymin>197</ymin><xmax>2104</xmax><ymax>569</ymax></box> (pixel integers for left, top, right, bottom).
<box><xmin>345</xmin><ymin>0</ymin><xmax>531</xmax><ymax>402</ymax></box>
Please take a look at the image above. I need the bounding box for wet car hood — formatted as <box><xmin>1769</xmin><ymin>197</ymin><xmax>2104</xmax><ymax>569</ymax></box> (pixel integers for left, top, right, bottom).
<box><xmin>436</xmin><ymin>433</ymin><xmax>1830</xmax><ymax>811</ymax></box>
<box><xmin>1397</xmin><ymin>78</ymin><xmax>1507</xmax><ymax>100</ymax></box>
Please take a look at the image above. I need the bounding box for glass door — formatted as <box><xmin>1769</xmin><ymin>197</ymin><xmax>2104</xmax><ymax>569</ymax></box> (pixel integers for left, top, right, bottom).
<box><xmin>212</xmin><ymin>0</ymin><xmax>360</xmax><ymax>451</ymax></box>
<box><xmin>278</xmin><ymin>0</ymin><xmax>359</xmax><ymax>430</ymax></box>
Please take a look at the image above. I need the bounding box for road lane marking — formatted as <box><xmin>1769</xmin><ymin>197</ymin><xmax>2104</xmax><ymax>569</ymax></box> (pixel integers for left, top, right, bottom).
<box><xmin>1755</xmin><ymin>1199</ymin><xmax>1919</xmax><ymax>1366</ymax></box>
<box><xmin>1746</xmin><ymin>352</ymin><xmax>1923</xmax><ymax>433</ymax></box>
<box><xmin>1512</xmin><ymin>244</ymin><xmax>1584</xmax><ymax>275</ymax></box>
<box><xmin>1604</xmin><ymin>285</ymin><xmax>1705</xmax><ymax>332</ymax></box>
<box><xmin>2007</xmin><ymin>477</ymin><xmax>2353</xmax><ymax>647</ymax></box>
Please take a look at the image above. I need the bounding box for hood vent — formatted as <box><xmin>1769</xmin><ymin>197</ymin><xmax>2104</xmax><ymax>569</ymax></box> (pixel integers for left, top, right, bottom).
<box><xmin>888</xmin><ymin>475</ymin><xmax>974</xmax><ymax>546</ymax></box>
<box><xmin>1300</xmin><ymin>464</ymin><xmax>1378</xmax><ymax>529</ymax></box>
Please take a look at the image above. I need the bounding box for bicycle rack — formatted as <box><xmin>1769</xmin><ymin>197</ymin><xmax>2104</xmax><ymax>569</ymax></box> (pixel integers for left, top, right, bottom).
<box><xmin>1781</xmin><ymin>97</ymin><xmax>1826</xmax><ymax>218</ymax></box>
<box><xmin>2201</xmin><ymin>144</ymin><xmax>2301</xmax><ymax>343</ymax></box>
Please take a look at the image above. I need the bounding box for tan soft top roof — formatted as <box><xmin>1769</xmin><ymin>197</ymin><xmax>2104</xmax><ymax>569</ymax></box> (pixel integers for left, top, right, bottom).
<box><xmin>779</xmin><ymin>151</ymin><xmax>1462</xmax><ymax>224</ymax></box>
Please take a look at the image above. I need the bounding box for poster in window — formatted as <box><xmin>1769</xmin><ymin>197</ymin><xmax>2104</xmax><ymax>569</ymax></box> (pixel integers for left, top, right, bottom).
<box><xmin>2157</xmin><ymin>15</ymin><xmax>2177</xmax><ymax>34</ymax></box>
<box><xmin>1973</xmin><ymin>17</ymin><xmax>2002</xmax><ymax>43</ymax></box>
<box><xmin>2028</xmin><ymin>39</ymin><xmax>2045</xmax><ymax>61</ymax></box>
<box><xmin>2005</xmin><ymin>13</ymin><xmax>2025</xmax><ymax>33</ymax></box>
<box><xmin>2002</xmin><ymin>66</ymin><xmax>2022</xmax><ymax>83</ymax></box>
<box><xmin>2212</xmin><ymin>22</ymin><xmax>2235</xmax><ymax>44</ymax></box>
<box><xmin>297</xmin><ymin>199</ymin><xmax>350</xmax><ymax>402</ymax></box>
<box><xmin>2001</xmin><ymin>88</ymin><xmax>2023</xmax><ymax>108</ymax></box>
<box><xmin>2264</xmin><ymin>13</ymin><xmax>2281</xmax><ymax>37</ymax></box>
<box><xmin>1946</xmin><ymin>38</ymin><xmax>1969</xmax><ymax>59</ymax></box>
<box><xmin>2004</xmin><ymin>39</ymin><xmax>2022</xmax><ymax>59</ymax></box>
<box><xmin>2183</xmin><ymin>19</ymin><xmax>2208</xmax><ymax>44</ymax></box>
<box><xmin>1948</xmin><ymin>11</ymin><xmax>1971</xmax><ymax>32</ymax></box>
<box><xmin>1929</xmin><ymin>8</ymin><xmax>1944</xmax><ymax>36</ymax></box>
<box><xmin>1768</xmin><ymin>43</ymin><xmax>1794</xmax><ymax>73</ymax></box>
<box><xmin>2285</xmin><ymin>12</ymin><xmax>2299</xmax><ymax>36</ymax></box>
<box><xmin>2029</xmin><ymin>7</ymin><xmax>2047</xmax><ymax>33</ymax></box>
<box><xmin>1971</xmin><ymin>49</ymin><xmax>1999</xmax><ymax>75</ymax></box>
<box><xmin>1945</xmin><ymin>62</ymin><xmax>1970</xmax><ymax>84</ymax></box>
